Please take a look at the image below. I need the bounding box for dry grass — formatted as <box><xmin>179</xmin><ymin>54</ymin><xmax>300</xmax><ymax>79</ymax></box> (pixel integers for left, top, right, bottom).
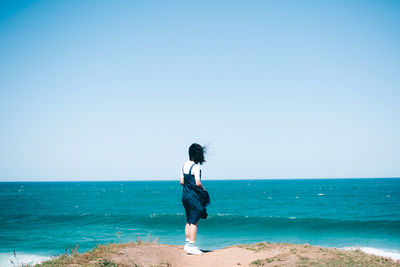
<box><xmin>244</xmin><ymin>242</ymin><xmax>400</xmax><ymax>267</ymax></box>
<box><xmin>34</xmin><ymin>233</ymin><xmax>158</xmax><ymax>267</ymax></box>
<box><xmin>35</xmin><ymin>242</ymin><xmax>137</xmax><ymax>267</ymax></box>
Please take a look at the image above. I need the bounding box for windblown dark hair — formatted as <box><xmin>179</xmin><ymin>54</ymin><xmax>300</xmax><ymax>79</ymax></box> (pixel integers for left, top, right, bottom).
<box><xmin>188</xmin><ymin>143</ymin><xmax>207</xmax><ymax>165</ymax></box>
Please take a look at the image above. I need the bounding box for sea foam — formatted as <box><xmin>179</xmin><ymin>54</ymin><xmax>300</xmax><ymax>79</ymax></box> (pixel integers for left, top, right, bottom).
<box><xmin>343</xmin><ymin>246</ymin><xmax>400</xmax><ymax>261</ymax></box>
<box><xmin>0</xmin><ymin>252</ymin><xmax>50</xmax><ymax>267</ymax></box>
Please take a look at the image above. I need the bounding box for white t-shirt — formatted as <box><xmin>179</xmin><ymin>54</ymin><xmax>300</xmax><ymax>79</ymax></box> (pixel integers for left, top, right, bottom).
<box><xmin>180</xmin><ymin>160</ymin><xmax>201</xmax><ymax>181</ymax></box>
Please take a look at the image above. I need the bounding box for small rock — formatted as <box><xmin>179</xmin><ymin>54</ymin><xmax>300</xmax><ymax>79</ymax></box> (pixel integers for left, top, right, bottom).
<box><xmin>118</xmin><ymin>250</ymin><xmax>125</xmax><ymax>255</ymax></box>
<box><xmin>237</xmin><ymin>263</ymin><xmax>241</xmax><ymax>265</ymax></box>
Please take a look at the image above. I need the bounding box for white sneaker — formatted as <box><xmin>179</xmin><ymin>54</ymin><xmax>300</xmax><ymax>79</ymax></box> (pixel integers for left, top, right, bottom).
<box><xmin>184</xmin><ymin>244</ymin><xmax>189</xmax><ymax>252</ymax></box>
<box><xmin>185</xmin><ymin>245</ymin><xmax>203</xmax><ymax>255</ymax></box>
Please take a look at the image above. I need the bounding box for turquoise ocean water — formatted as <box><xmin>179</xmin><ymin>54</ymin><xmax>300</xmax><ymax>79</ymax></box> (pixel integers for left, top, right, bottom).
<box><xmin>1</xmin><ymin>179</ymin><xmax>399</xmax><ymax>265</ymax></box>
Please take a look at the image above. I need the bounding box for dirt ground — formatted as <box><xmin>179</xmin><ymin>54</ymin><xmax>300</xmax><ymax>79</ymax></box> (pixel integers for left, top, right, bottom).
<box><xmin>106</xmin><ymin>242</ymin><xmax>400</xmax><ymax>267</ymax></box>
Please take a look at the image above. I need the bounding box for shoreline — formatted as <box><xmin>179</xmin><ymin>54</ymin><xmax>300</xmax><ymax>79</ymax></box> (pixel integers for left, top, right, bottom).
<box><xmin>6</xmin><ymin>241</ymin><xmax>399</xmax><ymax>267</ymax></box>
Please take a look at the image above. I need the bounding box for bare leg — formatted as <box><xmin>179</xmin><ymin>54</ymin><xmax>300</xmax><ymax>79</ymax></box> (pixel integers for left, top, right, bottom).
<box><xmin>189</xmin><ymin>222</ymin><xmax>198</xmax><ymax>242</ymax></box>
<box><xmin>185</xmin><ymin>223</ymin><xmax>190</xmax><ymax>240</ymax></box>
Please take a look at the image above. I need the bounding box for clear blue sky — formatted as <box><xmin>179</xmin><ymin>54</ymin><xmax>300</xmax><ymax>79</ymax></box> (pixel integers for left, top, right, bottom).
<box><xmin>0</xmin><ymin>0</ymin><xmax>399</xmax><ymax>181</ymax></box>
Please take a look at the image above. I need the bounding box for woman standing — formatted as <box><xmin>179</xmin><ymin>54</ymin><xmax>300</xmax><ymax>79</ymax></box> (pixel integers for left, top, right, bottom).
<box><xmin>180</xmin><ymin>143</ymin><xmax>210</xmax><ymax>255</ymax></box>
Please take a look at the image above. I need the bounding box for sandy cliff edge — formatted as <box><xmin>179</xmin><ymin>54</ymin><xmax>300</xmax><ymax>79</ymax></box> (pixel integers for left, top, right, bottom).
<box><xmin>36</xmin><ymin>241</ymin><xmax>400</xmax><ymax>267</ymax></box>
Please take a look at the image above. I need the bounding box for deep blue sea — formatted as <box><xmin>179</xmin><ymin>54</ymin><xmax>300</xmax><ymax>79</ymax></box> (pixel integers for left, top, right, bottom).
<box><xmin>1</xmin><ymin>179</ymin><xmax>400</xmax><ymax>265</ymax></box>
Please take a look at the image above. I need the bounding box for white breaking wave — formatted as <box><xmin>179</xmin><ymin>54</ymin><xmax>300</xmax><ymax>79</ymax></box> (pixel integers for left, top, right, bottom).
<box><xmin>216</xmin><ymin>213</ymin><xmax>232</xmax><ymax>216</ymax></box>
<box><xmin>343</xmin><ymin>246</ymin><xmax>400</xmax><ymax>261</ymax></box>
<box><xmin>0</xmin><ymin>252</ymin><xmax>50</xmax><ymax>267</ymax></box>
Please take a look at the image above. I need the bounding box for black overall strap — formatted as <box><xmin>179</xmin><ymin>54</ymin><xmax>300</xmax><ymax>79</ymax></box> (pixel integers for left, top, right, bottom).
<box><xmin>188</xmin><ymin>163</ymin><xmax>195</xmax><ymax>175</ymax></box>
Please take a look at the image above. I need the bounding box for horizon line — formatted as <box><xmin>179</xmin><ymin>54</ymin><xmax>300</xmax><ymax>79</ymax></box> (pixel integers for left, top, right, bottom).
<box><xmin>0</xmin><ymin>177</ymin><xmax>399</xmax><ymax>182</ymax></box>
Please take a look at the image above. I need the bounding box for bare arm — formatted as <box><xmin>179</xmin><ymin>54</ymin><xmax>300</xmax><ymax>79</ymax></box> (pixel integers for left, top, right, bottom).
<box><xmin>180</xmin><ymin>168</ymin><xmax>184</xmax><ymax>185</ymax></box>
<box><xmin>195</xmin><ymin>168</ymin><xmax>205</xmax><ymax>190</ymax></box>
<box><xmin>195</xmin><ymin>179</ymin><xmax>206</xmax><ymax>190</ymax></box>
